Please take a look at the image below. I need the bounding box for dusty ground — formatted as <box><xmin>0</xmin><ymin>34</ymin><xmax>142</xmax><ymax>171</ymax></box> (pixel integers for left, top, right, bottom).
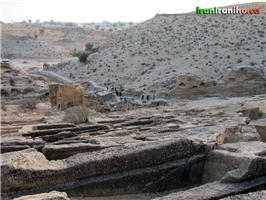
<box><xmin>1</xmin><ymin>24</ymin><xmax>109</xmax><ymax>59</ymax></box>
<box><xmin>9</xmin><ymin>57</ymin><xmax>78</xmax><ymax>74</ymax></box>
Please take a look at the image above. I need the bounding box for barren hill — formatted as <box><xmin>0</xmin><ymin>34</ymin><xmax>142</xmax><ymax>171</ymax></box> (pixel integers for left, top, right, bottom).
<box><xmin>1</xmin><ymin>24</ymin><xmax>109</xmax><ymax>59</ymax></box>
<box><xmin>49</xmin><ymin>2</ymin><xmax>265</xmax><ymax>97</ymax></box>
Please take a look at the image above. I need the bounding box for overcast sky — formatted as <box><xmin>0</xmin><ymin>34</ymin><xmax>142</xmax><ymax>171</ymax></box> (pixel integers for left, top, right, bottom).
<box><xmin>0</xmin><ymin>0</ymin><xmax>262</xmax><ymax>23</ymax></box>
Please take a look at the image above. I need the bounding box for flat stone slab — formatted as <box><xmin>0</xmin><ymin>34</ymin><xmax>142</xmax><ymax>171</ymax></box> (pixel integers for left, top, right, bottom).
<box><xmin>1</xmin><ymin>138</ymin><xmax>207</xmax><ymax>198</ymax></box>
<box><xmin>153</xmin><ymin>176</ymin><xmax>266</xmax><ymax>200</ymax></box>
<box><xmin>220</xmin><ymin>190</ymin><xmax>266</xmax><ymax>200</ymax></box>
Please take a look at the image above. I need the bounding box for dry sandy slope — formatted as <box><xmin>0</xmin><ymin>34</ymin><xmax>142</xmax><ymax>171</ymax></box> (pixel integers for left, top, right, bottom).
<box><xmin>1</xmin><ymin>24</ymin><xmax>109</xmax><ymax>59</ymax></box>
<box><xmin>49</xmin><ymin>2</ymin><xmax>265</xmax><ymax>97</ymax></box>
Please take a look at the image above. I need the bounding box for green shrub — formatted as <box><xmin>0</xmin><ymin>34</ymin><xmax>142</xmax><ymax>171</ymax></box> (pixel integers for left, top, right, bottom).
<box><xmin>250</xmin><ymin>62</ymin><xmax>256</xmax><ymax>66</ymax></box>
<box><xmin>119</xmin><ymin>85</ymin><xmax>124</xmax><ymax>92</ymax></box>
<box><xmin>73</xmin><ymin>51</ymin><xmax>83</xmax><ymax>57</ymax></box>
<box><xmin>237</xmin><ymin>58</ymin><xmax>243</xmax><ymax>63</ymax></box>
<box><xmin>85</xmin><ymin>42</ymin><xmax>93</xmax><ymax>51</ymax></box>
<box><xmin>79</xmin><ymin>52</ymin><xmax>89</xmax><ymax>63</ymax></box>
<box><xmin>63</xmin><ymin>106</ymin><xmax>91</xmax><ymax>124</ymax></box>
<box><xmin>10</xmin><ymin>78</ymin><xmax>15</xmax><ymax>86</ymax></box>
<box><xmin>43</xmin><ymin>63</ymin><xmax>49</xmax><ymax>67</ymax></box>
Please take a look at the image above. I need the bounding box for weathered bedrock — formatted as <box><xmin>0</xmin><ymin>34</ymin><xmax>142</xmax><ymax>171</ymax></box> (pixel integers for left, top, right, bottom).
<box><xmin>1</xmin><ymin>96</ymin><xmax>266</xmax><ymax>199</ymax></box>
<box><xmin>2</xmin><ymin>138</ymin><xmax>207</xmax><ymax>198</ymax></box>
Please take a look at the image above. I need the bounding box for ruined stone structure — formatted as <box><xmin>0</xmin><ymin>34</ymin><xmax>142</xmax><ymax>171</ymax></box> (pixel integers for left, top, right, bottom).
<box><xmin>49</xmin><ymin>83</ymin><xmax>84</xmax><ymax>110</ymax></box>
<box><xmin>170</xmin><ymin>66</ymin><xmax>266</xmax><ymax>99</ymax></box>
<box><xmin>1</xmin><ymin>64</ymin><xmax>50</xmax><ymax>104</ymax></box>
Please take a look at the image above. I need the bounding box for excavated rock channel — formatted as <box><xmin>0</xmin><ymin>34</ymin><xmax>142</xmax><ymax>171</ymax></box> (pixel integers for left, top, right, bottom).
<box><xmin>1</xmin><ymin>104</ymin><xmax>266</xmax><ymax>199</ymax></box>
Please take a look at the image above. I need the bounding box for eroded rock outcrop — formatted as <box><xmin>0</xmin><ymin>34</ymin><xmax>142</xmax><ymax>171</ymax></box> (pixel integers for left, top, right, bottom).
<box><xmin>1</xmin><ymin>64</ymin><xmax>50</xmax><ymax>104</ymax></box>
<box><xmin>153</xmin><ymin>176</ymin><xmax>266</xmax><ymax>200</ymax></box>
<box><xmin>170</xmin><ymin>66</ymin><xmax>266</xmax><ymax>99</ymax></box>
<box><xmin>202</xmin><ymin>141</ymin><xmax>266</xmax><ymax>183</ymax></box>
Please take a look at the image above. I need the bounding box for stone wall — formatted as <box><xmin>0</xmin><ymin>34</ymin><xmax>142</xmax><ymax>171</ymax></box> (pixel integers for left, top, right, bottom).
<box><xmin>49</xmin><ymin>83</ymin><xmax>84</xmax><ymax>110</ymax></box>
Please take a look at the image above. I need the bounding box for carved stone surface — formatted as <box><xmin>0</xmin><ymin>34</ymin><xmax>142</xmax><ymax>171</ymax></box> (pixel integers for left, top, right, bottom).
<box><xmin>170</xmin><ymin>66</ymin><xmax>266</xmax><ymax>99</ymax></box>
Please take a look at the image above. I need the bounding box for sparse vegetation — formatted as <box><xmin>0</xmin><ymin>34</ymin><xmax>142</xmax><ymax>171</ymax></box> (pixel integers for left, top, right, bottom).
<box><xmin>237</xmin><ymin>58</ymin><xmax>243</xmax><ymax>63</ymax></box>
<box><xmin>19</xmin><ymin>98</ymin><xmax>37</xmax><ymax>110</ymax></box>
<box><xmin>73</xmin><ymin>51</ymin><xmax>83</xmax><ymax>57</ymax></box>
<box><xmin>10</xmin><ymin>78</ymin><xmax>15</xmax><ymax>86</ymax></box>
<box><xmin>250</xmin><ymin>62</ymin><xmax>256</xmax><ymax>66</ymax></box>
<box><xmin>85</xmin><ymin>42</ymin><xmax>93</xmax><ymax>51</ymax></box>
<box><xmin>119</xmin><ymin>85</ymin><xmax>124</xmax><ymax>92</ymax></box>
<box><xmin>79</xmin><ymin>52</ymin><xmax>89</xmax><ymax>63</ymax></box>
<box><xmin>1</xmin><ymin>103</ymin><xmax>7</xmax><ymax>111</ymax></box>
<box><xmin>43</xmin><ymin>63</ymin><xmax>49</xmax><ymax>67</ymax></box>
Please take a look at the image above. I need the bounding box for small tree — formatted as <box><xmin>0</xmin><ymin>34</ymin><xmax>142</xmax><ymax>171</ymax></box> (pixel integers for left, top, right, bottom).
<box><xmin>10</xmin><ymin>78</ymin><xmax>15</xmax><ymax>86</ymax></box>
<box><xmin>119</xmin><ymin>85</ymin><xmax>124</xmax><ymax>92</ymax></box>
<box><xmin>95</xmin><ymin>25</ymin><xmax>100</xmax><ymax>29</ymax></box>
<box><xmin>39</xmin><ymin>29</ymin><xmax>45</xmax><ymax>34</ymax></box>
<box><xmin>85</xmin><ymin>42</ymin><xmax>93</xmax><ymax>51</ymax></box>
<box><xmin>73</xmin><ymin>51</ymin><xmax>83</xmax><ymax>57</ymax></box>
<box><xmin>34</xmin><ymin>34</ymin><xmax>38</xmax><ymax>39</ymax></box>
<box><xmin>19</xmin><ymin>98</ymin><xmax>37</xmax><ymax>110</ymax></box>
<box><xmin>79</xmin><ymin>52</ymin><xmax>89</xmax><ymax>63</ymax></box>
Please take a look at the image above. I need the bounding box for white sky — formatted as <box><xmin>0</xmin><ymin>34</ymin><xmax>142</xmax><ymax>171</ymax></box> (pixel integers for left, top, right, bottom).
<box><xmin>0</xmin><ymin>0</ymin><xmax>263</xmax><ymax>23</ymax></box>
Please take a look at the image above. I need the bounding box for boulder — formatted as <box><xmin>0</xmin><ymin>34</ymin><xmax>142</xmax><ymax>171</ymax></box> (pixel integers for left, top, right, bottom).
<box><xmin>13</xmin><ymin>191</ymin><xmax>69</xmax><ymax>200</ymax></box>
<box><xmin>96</xmin><ymin>91</ymin><xmax>116</xmax><ymax>101</ymax></box>
<box><xmin>251</xmin><ymin>119</ymin><xmax>266</xmax><ymax>142</ymax></box>
<box><xmin>238</xmin><ymin>107</ymin><xmax>260</xmax><ymax>120</ymax></box>
<box><xmin>201</xmin><ymin>141</ymin><xmax>266</xmax><ymax>183</ymax></box>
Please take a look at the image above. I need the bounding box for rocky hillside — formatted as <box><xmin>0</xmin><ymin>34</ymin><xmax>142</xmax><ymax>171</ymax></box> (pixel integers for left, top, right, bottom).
<box><xmin>49</xmin><ymin>2</ymin><xmax>265</xmax><ymax>97</ymax></box>
<box><xmin>1</xmin><ymin>24</ymin><xmax>109</xmax><ymax>59</ymax></box>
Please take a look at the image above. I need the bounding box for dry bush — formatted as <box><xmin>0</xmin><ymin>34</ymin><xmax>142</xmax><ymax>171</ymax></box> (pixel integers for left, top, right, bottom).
<box><xmin>1</xmin><ymin>103</ymin><xmax>7</xmax><ymax>111</ymax></box>
<box><xmin>19</xmin><ymin>98</ymin><xmax>37</xmax><ymax>110</ymax></box>
<box><xmin>63</xmin><ymin>106</ymin><xmax>91</xmax><ymax>124</ymax></box>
